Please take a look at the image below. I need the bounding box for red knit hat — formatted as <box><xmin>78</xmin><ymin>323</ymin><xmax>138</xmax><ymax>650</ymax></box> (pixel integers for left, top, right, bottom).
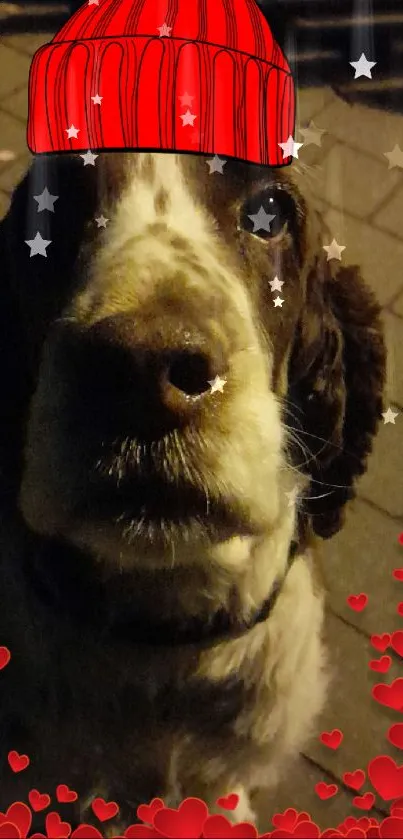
<box><xmin>27</xmin><ymin>0</ymin><xmax>295</xmax><ymax>167</ymax></box>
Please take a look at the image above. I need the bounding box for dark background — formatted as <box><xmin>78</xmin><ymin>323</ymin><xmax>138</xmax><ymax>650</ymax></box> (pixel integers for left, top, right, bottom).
<box><xmin>1</xmin><ymin>0</ymin><xmax>402</xmax><ymax>113</ymax></box>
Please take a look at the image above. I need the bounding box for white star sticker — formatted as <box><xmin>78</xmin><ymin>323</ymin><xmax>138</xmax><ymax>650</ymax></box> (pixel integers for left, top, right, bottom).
<box><xmin>269</xmin><ymin>276</ymin><xmax>284</xmax><ymax>293</ymax></box>
<box><xmin>33</xmin><ymin>187</ymin><xmax>59</xmax><ymax>213</ymax></box>
<box><xmin>273</xmin><ymin>296</ymin><xmax>284</xmax><ymax>308</ymax></box>
<box><xmin>80</xmin><ymin>150</ymin><xmax>98</xmax><ymax>166</ymax></box>
<box><xmin>382</xmin><ymin>407</ymin><xmax>399</xmax><ymax>424</ymax></box>
<box><xmin>65</xmin><ymin>124</ymin><xmax>80</xmax><ymax>139</ymax></box>
<box><xmin>248</xmin><ymin>206</ymin><xmax>276</xmax><ymax>234</ymax></box>
<box><xmin>179</xmin><ymin>92</ymin><xmax>194</xmax><ymax>108</ymax></box>
<box><xmin>350</xmin><ymin>53</ymin><xmax>376</xmax><ymax>79</ymax></box>
<box><xmin>88</xmin><ymin>0</ymin><xmax>100</xmax><ymax>5</ymax></box>
<box><xmin>91</xmin><ymin>93</ymin><xmax>103</xmax><ymax>105</ymax></box>
<box><xmin>180</xmin><ymin>110</ymin><xmax>197</xmax><ymax>127</ymax></box>
<box><xmin>278</xmin><ymin>135</ymin><xmax>303</xmax><ymax>159</ymax></box>
<box><xmin>384</xmin><ymin>144</ymin><xmax>403</xmax><ymax>170</ymax></box>
<box><xmin>206</xmin><ymin>155</ymin><xmax>227</xmax><ymax>175</ymax></box>
<box><xmin>95</xmin><ymin>215</ymin><xmax>109</xmax><ymax>228</ymax></box>
<box><xmin>157</xmin><ymin>22</ymin><xmax>172</xmax><ymax>37</ymax></box>
<box><xmin>298</xmin><ymin>121</ymin><xmax>326</xmax><ymax>148</ymax></box>
<box><xmin>323</xmin><ymin>238</ymin><xmax>346</xmax><ymax>261</ymax></box>
<box><xmin>208</xmin><ymin>375</ymin><xmax>227</xmax><ymax>395</ymax></box>
<box><xmin>25</xmin><ymin>231</ymin><xmax>52</xmax><ymax>257</ymax></box>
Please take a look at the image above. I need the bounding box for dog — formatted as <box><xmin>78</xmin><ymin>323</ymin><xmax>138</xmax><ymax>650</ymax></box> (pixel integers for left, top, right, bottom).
<box><xmin>0</xmin><ymin>150</ymin><xmax>386</xmax><ymax>832</ymax></box>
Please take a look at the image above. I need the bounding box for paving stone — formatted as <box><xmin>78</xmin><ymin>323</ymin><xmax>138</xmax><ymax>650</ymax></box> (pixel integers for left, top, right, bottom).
<box><xmin>256</xmin><ymin>754</ymin><xmax>362</xmax><ymax>832</ymax></box>
<box><xmin>317</xmin><ymin>95</ymin><xmax>403</xmax><ymax>161</ymax></box>
<box><xmin>393</xmin><ymin>291</ymin><xmax>403</xmax><ymax>317</ymax></box>
<box><xmin>1</xmin><ymin>85</ymin><xmax>29</xmax><ymax>123</ymax></box>
<box><xmin>2</xmin><ymin>32</ymin><xmax>52</xmax><ymax>57</ymax></box>
<box><xmin>297</xmin><ymin>86</ymin><xmax>336</xmax><ymax>124</ymax></box>
<box><xmin>316</xmin><ymin>142</ymin><xmax>401</xmax><ymax>219</ymax></box>
<box><xmin>304</xmin><ymin>612</ymin><xmax>403</xmax><ymax>810</ymax></box>
<box><xmin>0</xmin><ymin>152</ymin><xmax>31</xmax><ymax>193</ymax></box>
<box><xmin>373</xmin><ymin>186</ymin><xmax>403</xmax><ymax>241</ymax></box>
<box><xmin>0</xmin><ymin>44</ymin><xmax>32</xmax><ymax>100</ymax></box>
<box><xmin>323</xmin><ymin>207</ymin><xmax>403</xmax><ymax>306</ymax></box>
<box><xmin>323</xmin><ymin>498</ymin><xmax>403</xmax><ymax>634</ymax></box>
<box><xmin>0</xmin><ymin>190</ymin><xmax>10</xmax><ymax>220</ymax></box>
<box><xmin>381</xmin><ymin>311</ymin><xmax>403</xmax><ymax>408</ymax></box>
<box><xmin>357</xmin><ymin>404</ymin><xmax>403</xmax><ymax>518</ymax></box>
<box><xmin>0</xmin><ymin>110</ymin><xmax>30</xmax><ymax>159</ymax></box>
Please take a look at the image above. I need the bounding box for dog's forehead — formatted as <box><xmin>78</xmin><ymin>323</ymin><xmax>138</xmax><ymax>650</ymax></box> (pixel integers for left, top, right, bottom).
<box><xmin>46</xmin><ymin>152</ymin><xmax>299</xmax><ymax>211</ymax></box>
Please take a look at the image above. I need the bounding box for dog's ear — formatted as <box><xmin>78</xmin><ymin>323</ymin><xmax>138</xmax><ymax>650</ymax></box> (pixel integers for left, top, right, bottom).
<box><xmin>288</xmin><ymin>252</ymin><xmax>386</xmax><ymax>538</ymax></box>
<box><xmin>0</xmin><ymin>156</ymin><xmax>98</xmax><ymax>497</ymax></box>
<box><xmin>0</xmin><ymin>207</ymin><xmax>32</xmax><ymax>499</ymax></box>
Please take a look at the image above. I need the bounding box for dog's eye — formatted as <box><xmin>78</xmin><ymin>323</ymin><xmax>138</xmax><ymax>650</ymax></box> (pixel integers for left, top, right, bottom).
<box><xmin>240</xmin><ymin>186</ymin><xmax>295</xmax><ymax>241</ymax></box>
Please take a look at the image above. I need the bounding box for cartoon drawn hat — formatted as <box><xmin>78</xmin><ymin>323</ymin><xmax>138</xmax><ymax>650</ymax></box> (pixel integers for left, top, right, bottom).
<box><xmin>27</xmin><ymin>0</ymin><xmax>295</xmax><ymax>167</ymax></box>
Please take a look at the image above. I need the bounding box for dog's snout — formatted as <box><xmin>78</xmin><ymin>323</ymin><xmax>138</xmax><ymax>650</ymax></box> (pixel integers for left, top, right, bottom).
<box><xmin>65</xmin><ymin>310</ymin><xmax>229</xmax><ymax>438</ymax></box>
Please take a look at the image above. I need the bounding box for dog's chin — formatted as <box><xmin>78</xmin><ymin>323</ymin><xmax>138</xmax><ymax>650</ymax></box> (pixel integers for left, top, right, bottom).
<box><xmin>66</xmin><ymin>506</ymin><xmax>265</xmax><ymax>571</ymax></box>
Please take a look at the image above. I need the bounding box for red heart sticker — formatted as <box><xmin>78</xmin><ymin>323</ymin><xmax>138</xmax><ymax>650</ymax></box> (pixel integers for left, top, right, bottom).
<box><xmin>371</xmin><ymin>634</ymin><xmax>391</xmax><ymax>652</ymax></box>
<box><xmin>0</xmin><ymin>647</ymin><xmax>11</xmax><ymax>670</ymax></box>
<box><xmin>56</xmin><ymin>785</ymin><xmax>78</xmax><ymax>804</ymax></box>
<box><xmin>368</xmin><ymin>756</ymin><xmax>403</xmax><ymax>800</ymax></box>
<box><xmin>370</xmin><ymin>656</ymin><xmax>392</xmax><ymax>673</ymax></box>
<box><xmin>290</xmin><ymin>824</ymin><xmax>319</xmax><ymax>838</ymax></box>
<box><xmin>388</xmin><ymin>725</ymin><xmax>403</xmax><ymax>749</ymax></box>
<box><xmin>270</xmin><ymin>823</ymin><xmax>320</xmax><ymax>838</ymax></box>
<box><xmin>124</xmin><ymin>826</ymin><xmax>163</xmax><ymax>838</ymax></box>
<box><xmin>393</xmin><ymin>570</ymin><xmax>403</xmax><ymax>581</ymax></box>
<box><xmin>343</xmin><ymin>770</ymin><xmax>366</xmax><ymax>791</ymax></box>
<box><xmin>315</xmin><ymin>782</ymin><xmax>338</xmax><ymax>800</ymax></box>
<box><xmin>391</xmin><ymin>633</ymin><xmax>403</xmax><ymax>657</ymax></box>
<box><xmin>7</xmin><ymin>751</ymin><xmax>30</xmax><ymax>773</ymax></box>
<box><xmin>154</xmin><ymin>798</ymin><xmax>208</xmax><ymax>838</ymax></box>
<box><xmin>353</xmin><ymin>793</ymin><xmax>375</xmax><ymax>810</ymax></box>
<box><xmin>271</xmin><ymin>809</ymin><xmax>311</xmax><ymax>830</ymax></box>
<box><xmin>91</xmin><ymin>798</ymin><xmax>119</xmax><ymax>823</ymax></box>
<box><xmin>320</xmin><ymin>832</ymin><xmax>345</xmax><ymax>838</ymax></box>
<box><xmin>216</xmin><ymin>795</ymin><xmax>239</xmax><ymax>811</ymax></box>
<box><xmin>45</xmin><ymin>812</ymin><xmax>71</xmax><ymax>838</ymax></box>
<box><xmin>319</xmin><ymin>730</ymin><xmax>343</xmax><ymax>749</ymax></box>
<box><xmin>391</xmin><ymin>796</ymin><xmax>403</xmax><ymax>809</ymax></box>
<box><xmin>29</xmin><ymin>790</ymin><xmax>51</xmax><ymax>813</ymax></box>
<box><xmin>71</xmin><ymin>828</ymin><xmax>103</xmax><ymax>838</ymax></box>
<box><xmin>137</xmin><ymin>799</ymin><xmax>165</xmax><ymax>825</ymax></box>
<box><xmin>372</xmin><ymin>679</ymin><xmax>403</xmax><ymax>711</ymax></box>
<box><xmin>379</xmin><ymin>816</ymin><xmax>403</xmax><ymax>837</ymax></box>
<box><xmin>0</xmin><ymin>803</ymin><xmax>32</xmax><ymax>838</ymax></box>
<box><xmin>0</xmin><ymin>824</ymin><xmax>20</xmax><ymax>838</ymax></box>
<box><xmin>347</xmin><ymin>594</ymin><xmax>368</xmax><ymax>612</ymax></box>
<box><xmin>203</xmin><ymin>814</ymin><xmax>257</xmax><ymax>837</ymax></box>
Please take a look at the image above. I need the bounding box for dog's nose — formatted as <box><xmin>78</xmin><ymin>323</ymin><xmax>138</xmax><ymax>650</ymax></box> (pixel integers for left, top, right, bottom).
<box><xmin>67</xmin><ymin>310</ymin><xmax>229</xmax><ymax>438</ymax></box>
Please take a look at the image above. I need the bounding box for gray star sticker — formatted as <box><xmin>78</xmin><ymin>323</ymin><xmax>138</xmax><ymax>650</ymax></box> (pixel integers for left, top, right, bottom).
<box><xmin>269</xmin><ymin>276</ymin><xmax>284</xmax><ymax>293</ymax></box>
<box><xmin>95</xmin><ymin>215</ymin><xmax>109</xmax><ymax>228</ymax></box>
<box><xmin>25</xmin><ymin>231</ymin><xmax>51</xmax><ymax>257</ymax></box>
<box><xmin>206</xmin><ymin>155</ymin><xmax>227</xmax><ymax>174</ymax></box>
<box><xmin>80</xmin><ymin>150</ymin><xmax>98</xmax><ymax>166</ymax></box>
<box><xmin>248</xmin><ymin>206</ymin><xmax>276</xmax><ymax>234</ymax></box>
<box><xmin>382</xmin><ymin>406</ymin><xmax>399</xmax><ymax>424</ymax></box>
<box><xmin>33</xmin><ymin>187</ymin><xmax>59</xmax><ymax>213</ymax></box>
